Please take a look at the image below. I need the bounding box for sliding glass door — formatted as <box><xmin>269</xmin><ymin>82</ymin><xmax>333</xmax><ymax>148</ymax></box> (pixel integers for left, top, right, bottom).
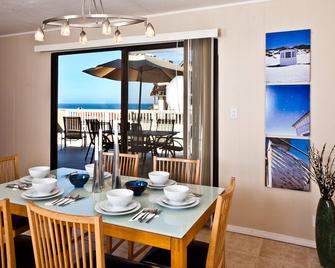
<box><xmin>56</xmin><ymin>50</ymin><xmax>122</xmax><ymax>169</ymax></box>
<box><xmin>51</xmin><ymin>41</ymin><xmax>218</xmax><ymax>184</ymax></box>
<box><xmin>126</xmin><ymin>47</ymin><xmax>184</xmax><ymax>176</ymax></box>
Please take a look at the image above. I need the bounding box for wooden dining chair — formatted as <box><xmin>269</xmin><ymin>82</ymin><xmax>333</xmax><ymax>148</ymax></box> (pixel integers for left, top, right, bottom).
<box><xmin>141</xmin><ymin>177</ymin><xmax>236</xmax><ymax>268</ymax></box>
<box><xmin>0</xmin><ymin>155</ymin><xmax>19</xmax><ymax>183</ymax></box>
<box><xmin>103</xmin><ymin>152</ymin><xmax>140</xmax><ymax>254</ymax></box>
<box><xmin>0</xmin><ymin>199</ymin><xmax>35</xmax><ymax>268</ymax></box>
<box><xmin>26</xmin><ymin>203</ymin><xmax>149</xmax><ymax>268</ymax></box>
<box><xmin>103</xmin><ymin>152</ymin><xmax>139</xmax><ymax>177</ymax></box>
<box><xmin>0</xmin><ymin>155</ymin><xmax>30</xmax><ymax>236</ymax></box>
<box><xmin>0</xmin><ymin>198</ymin><xmax>16</xmax><ymax>267</ymax></box>
<box><xmin>127</xmin><ymin>156</ymin><xmax>201</xmax><ymax>260</ymax></box>
<box><xmin>153</xmin><ymin>156</ymin><xmax>201</xmax><ymax>184</ymax></box>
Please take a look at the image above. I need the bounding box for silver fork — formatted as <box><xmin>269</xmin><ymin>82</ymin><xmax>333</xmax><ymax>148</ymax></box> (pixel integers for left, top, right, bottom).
<box><xmin>130</xmin><ymin>208</ymin><xmax>149</xmax><ymax>221</ymax></box>
<box><xmin>145</xmin><ymin>209</ymin><xmax>161</xmax><ymax>223</ymax></box>
<box><xmin>139</xmin><ymin>208</ymin><xmax>158</xmax><ymax>223</ymax></box>
<box><xmin>59</xmin><ymin>195</ymin><xmax>81</xmax><ymax>206</ymax></box>
<box><xmin>50</xmin><ymin>194</ymin><xmax>72</xmax><ymax>206</ymax></box>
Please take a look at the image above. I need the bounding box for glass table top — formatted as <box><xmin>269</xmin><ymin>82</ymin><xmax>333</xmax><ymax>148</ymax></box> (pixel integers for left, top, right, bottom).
<box><xmin>0</xmin><ymin>168</ymin><xmax>224</xmax><ymax>239</ymax></box>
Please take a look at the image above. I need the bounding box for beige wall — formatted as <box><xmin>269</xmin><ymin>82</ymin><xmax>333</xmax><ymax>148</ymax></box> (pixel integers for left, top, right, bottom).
<box><xmin>1</xmin><ymin>0</ymin><xmax>334</xmax><ymax>242</ymax></box>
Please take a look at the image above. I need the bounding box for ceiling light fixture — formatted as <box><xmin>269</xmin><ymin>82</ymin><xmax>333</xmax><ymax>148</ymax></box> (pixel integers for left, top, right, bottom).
<box><xmin>79</xmin><ymin>28</ymin><xmax>88</xmax><ymax>44</ymax></box>
<box><xmin>35</xmin><ymin>0</ymin><xmax>155</xmax><ymax>44</ymax></box>
<box><xmin>113</xmin><ymin>27</ymin><xmax>122</xmax><ymax>43</ymax></box>
<box><xmin>34</xmin><ymin>26</ymin><xmax>45</xmax><ymax>41</ymax></box>
<box><xmin>60</xmin><ymin>20</ymin><xmax>71</xmax><ymax>36</ymax></box>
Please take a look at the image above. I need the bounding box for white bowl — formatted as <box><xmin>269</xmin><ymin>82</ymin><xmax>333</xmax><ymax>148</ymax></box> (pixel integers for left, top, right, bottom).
<box><xmin>164</xmin><ymin>185</ymin><xmax>189</xmax><ymax>203</ymax></box>
<box><xmin>106</xmin><ymin>189</ymin><xmax>134</xmax><ymax>208</ymax></box>
<box><xmin>148</xmin><ymin>171</ymin><xmax>169</xmax><ymax>185</ymax></box>
<box><xmin>85</xmin><ymin>164</ymin><xmax>94</xmax><ymax>177</ymax></box>
<box><xmin>29</xmin><ymin>166</ymin><xmax>50</xmax><ymax>178</ymax></box>
<box><xmin>32</xmin><ymin>178</ymin><xmax>57</xmax><ymax>194</ymax></box>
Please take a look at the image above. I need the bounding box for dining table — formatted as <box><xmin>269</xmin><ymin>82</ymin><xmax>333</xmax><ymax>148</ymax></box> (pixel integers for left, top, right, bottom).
<box><xmin>0</xmin><ymin>167</ymin><xmax>224</xmax><ymax>268</ymax></box>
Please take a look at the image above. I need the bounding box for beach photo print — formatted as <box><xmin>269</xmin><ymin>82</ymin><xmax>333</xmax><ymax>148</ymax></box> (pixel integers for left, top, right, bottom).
<box><xmin>266</xmin><ymin>29</ymin><xmax>311</xmax><ymax>83</ymax></box>
<box><xmin>265</xmin><ymin>137</ymin><xmax>310</xmax><ymax>191</ymax></box>
<box><xmin>265</xmin><ymin>84</ymin><xmax>310</xmax><ymax>137</ymax></box>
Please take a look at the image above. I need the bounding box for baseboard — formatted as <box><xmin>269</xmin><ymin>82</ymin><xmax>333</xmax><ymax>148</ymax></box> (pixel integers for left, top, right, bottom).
<box><xmin>227</xmin><ymin>225</ymin><xmax>316</xmax><ymax>248</ymax></box>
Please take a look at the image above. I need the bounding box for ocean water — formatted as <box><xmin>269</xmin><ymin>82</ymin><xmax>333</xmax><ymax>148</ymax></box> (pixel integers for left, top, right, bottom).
<box><xmin>58</xmin><ymin>103</ymin><xmax>153</xmax><ymax>110</ymax></box>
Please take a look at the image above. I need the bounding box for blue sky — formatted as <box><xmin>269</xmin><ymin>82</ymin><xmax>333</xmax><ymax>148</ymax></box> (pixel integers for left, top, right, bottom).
<box><xmin>58</xmin><ymin>48</ymin><xmax>183</xmax><ymax>104</ymax></box>
<box><xmin>266</xmin><ymin>29</ymin><xmax>311</xmax><ymax>50</ymax></box>
<box><xmin>266</xmin><ymin>85</ymin><xmax>310</xmax><ymax>136</ymax></box>
<box><xmin>288</xmin><ymin>138</ymin><xmax>309</xmax><ymax>164</ymax></box>
<box><xmin>267</xmin><ymin>138</ymin><xmax>309</xmax><ymax>165</ymax></box>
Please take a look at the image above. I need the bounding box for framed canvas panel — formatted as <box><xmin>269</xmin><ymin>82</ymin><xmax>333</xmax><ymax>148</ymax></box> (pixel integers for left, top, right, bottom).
<box><xmin>265</xmin><ymin>137</ymin><xmax>310</xmax><ymax>192</ymax></box>
<box><xmin>266</xmin><ymin>29</ymin><xmax>311</xmax><ymax>83</ymax></box>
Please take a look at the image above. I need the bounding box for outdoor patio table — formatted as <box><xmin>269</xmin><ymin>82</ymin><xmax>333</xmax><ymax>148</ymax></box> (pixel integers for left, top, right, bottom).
<box><xmin>127</xmin><ymin>130</ymin><xmax>179</xmax><ymax>154</ymax></box>
<box><xmin>0</xmin><ymin>167</ymin><xmax>223</xmax><ymax>268</ymax></box>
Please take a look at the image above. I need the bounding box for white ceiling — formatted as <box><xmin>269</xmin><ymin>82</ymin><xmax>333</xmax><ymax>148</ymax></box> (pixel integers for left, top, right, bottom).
<box><xmin>0</xmin><ymin>0</ymin><xmax>255</xmax><ymax>35</ymax></box>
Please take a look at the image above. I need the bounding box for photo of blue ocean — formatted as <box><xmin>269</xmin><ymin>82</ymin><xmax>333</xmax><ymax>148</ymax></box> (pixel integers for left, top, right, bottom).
<box><xmin>58</xmin><ymin>103</ymin><xmax>153</xmax><ymax>110</ymax></box>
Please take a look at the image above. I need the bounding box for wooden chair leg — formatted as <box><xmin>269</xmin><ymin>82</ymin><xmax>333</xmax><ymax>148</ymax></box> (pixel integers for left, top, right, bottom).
<box><xmin>106</xmin><ymin>236</ymin><xmax>112</xmax><ymax>253</ymax></box>
<box><xmin>128</xmin><ymin>241</ymin><xmax>134</xmax><ymax>259</ymax></box>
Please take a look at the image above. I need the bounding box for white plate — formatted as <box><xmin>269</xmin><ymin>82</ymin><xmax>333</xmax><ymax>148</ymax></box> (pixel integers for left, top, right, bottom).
<box><xmin>157</xmin><ymin>196</ymin><xmax>200</xmax><ymax>209</ymax></box>
<box><xmin>21</xmin><ymin>187</ymin><xmax>64</xmax><ymax>200</ymax></box>
<box><xmin>19</xmin><ymin>175</ymin><xmax>34</xmax><ymax>184</ymax></box>
<box><xmin>98</xmin><ymin>200</ymin><xmax>138</xmax><ymax>213</ymax></box>
<box><xmin>95</xmin><ymin>201</ymin><xmax>141</xmax><ymax>216</ymax></box>
<box><xmin>146</xmin><ymin>179</ymin><xmax>176</xmax><ymax>189</ymax></box>
<box><xmin>161</xmin><ymin>196</ymin><xmax>198</xmax><ymax>207</ymax></box>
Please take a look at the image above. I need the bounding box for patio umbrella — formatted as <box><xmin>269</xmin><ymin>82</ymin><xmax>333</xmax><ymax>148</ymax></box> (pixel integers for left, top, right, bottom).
<box><xmin>83</xmin><ymin>54</ymin><xmax>183</xmax><ymax>122</ymax></box>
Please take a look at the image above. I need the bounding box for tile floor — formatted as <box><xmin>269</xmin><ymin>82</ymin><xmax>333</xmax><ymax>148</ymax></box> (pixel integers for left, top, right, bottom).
<box><xmin>111</xmin><ymin>229</ymin><xmax>322</xmax><ymax>268</ymax></box>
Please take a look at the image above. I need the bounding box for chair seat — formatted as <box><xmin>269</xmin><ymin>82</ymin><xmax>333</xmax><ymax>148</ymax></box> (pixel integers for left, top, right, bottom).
<box><xmin>12</xmin><ymin>215</ymin><xmax>29</xmax><ymax>231</ymax></box>
<box><xmin>141</xmin><ymin>240</ymin><xmax>209</xmax><ymax>268</ymax></box>
<box><xmin>84</xmin><ymin>252</ymin><xmax>151</xmax><ymax>268</ymax></box>
<box><xmin>105</xmin><ymin>254</ymin><xmax>151</xmax><ymax>268</ymax></box>
<box><xmin>14</xmin><ymin>235</ymin><xmax>35</xmax><ymax>268</ymax></box>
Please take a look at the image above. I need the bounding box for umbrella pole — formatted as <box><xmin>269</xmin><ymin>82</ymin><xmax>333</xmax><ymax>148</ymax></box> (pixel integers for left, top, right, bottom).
<box><xmin>137</xmin><ymin>68</ymin><xmax>143</xmax><ymax>125</ymax></box>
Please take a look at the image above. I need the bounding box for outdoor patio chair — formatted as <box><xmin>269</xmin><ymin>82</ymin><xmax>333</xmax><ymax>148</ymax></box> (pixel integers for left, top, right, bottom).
<box><xmin>86</xmin><ymin>119</ymin><xmax>114</xmax><ymax>163</ymax></box>
<box><xmin>85</xmin><ymin>119</ymin><xmax>99</xmax><ymax>162</ymax></box>
<box><xmin>128</xmin><ymin>123</ymin><xmax>154</xmax><ymax>166</ymax></box>
<box><xmin>160</xmin><ymin>135</ymin><xmax>183</xmax><ymax>157</ymax></box>
<box><xmin>63</xmin><ymin>116</ymin><xmax>86</xmax><ymax>148</ymax></box>
<box><xmin>154</xmin><ymin>119</ymin><xmax>176</xmax><ymax>155</ymax></box>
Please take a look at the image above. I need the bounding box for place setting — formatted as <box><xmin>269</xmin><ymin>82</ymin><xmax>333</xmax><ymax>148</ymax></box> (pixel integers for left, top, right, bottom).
<box><xmin>145</xmin><ymin>171</ymin><xmax>176</xmax><ymax>189</ymax></box>
<box><xmin>95</xmin><ymin>189</ymin><xmax>141</xmax><ymax>216</ymax></box>
<box><xmin>21</xmin><ymin>178</ymin><xmax>64</xmax><ymax>201</ymax></box>
<box><xmin>156</xmin><ymin>185</ymin><xmax>200</xmax><ymax>209</ymax></box>
<box><xmin>19</xmin><ymin>166</ymin><xmax>51</xmax><ymax>184</ymax></box>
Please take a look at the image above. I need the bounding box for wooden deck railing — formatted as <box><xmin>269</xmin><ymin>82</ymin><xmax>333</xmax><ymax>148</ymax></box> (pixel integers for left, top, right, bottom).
<box><xmin>58</xmin><ymin>109</ymin><xmax>184</xmax><ymax>135</ymax></box>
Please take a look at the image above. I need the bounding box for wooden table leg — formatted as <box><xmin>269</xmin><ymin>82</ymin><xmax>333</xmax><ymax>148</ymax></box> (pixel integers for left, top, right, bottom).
<box><xmin>171</xmin><ymin>238</ymin><xmax>187</xmax><ymax>268</ymax></box>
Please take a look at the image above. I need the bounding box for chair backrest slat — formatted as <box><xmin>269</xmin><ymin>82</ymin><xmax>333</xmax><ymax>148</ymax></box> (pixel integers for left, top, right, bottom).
<box><xmin>206</xmin><ymin>177</ymin><xmax>236</xmax><ymax>268</ymax></box>
<box><xmin>103</xmin><ymin>153</ymin><xmax>139</xmax><ymax>177</ymax></box>
<box><xmin>0</xmin><ymin>155</ymin><xmax>19</xmax><ymax>183</ymax></box>
<box><xmin>27</xmin><ymin>203</ymin><xmax>105</xmax><ymax>268</ymax></box>
<box><xmin>0</xmin><ymin>199</ymin><xmax>16</xmax><ymax>268</ymax></box>
<box><xmin>153</xmin><ymin>156</ymin><xmax>200</xmax><ymax>184</ymax></box>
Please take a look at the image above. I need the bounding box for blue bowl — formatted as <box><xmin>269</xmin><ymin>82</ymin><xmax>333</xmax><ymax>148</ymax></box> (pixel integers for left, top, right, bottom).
<box><xmin>69</xmin><ymin>173</ymin><xmax>90</xmax><ymax>188</ymax></box>
<box><xmin>125</xmin><ymin>180</ymin><xmax>148</xmax><ymax>196</ymax></box>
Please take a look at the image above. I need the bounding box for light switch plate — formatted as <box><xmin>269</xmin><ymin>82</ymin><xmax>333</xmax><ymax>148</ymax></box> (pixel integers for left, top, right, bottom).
<box><xmin>230</xmin><ymin>108</ymin><xmax>238</xmax><ymax>120</ymax></box>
